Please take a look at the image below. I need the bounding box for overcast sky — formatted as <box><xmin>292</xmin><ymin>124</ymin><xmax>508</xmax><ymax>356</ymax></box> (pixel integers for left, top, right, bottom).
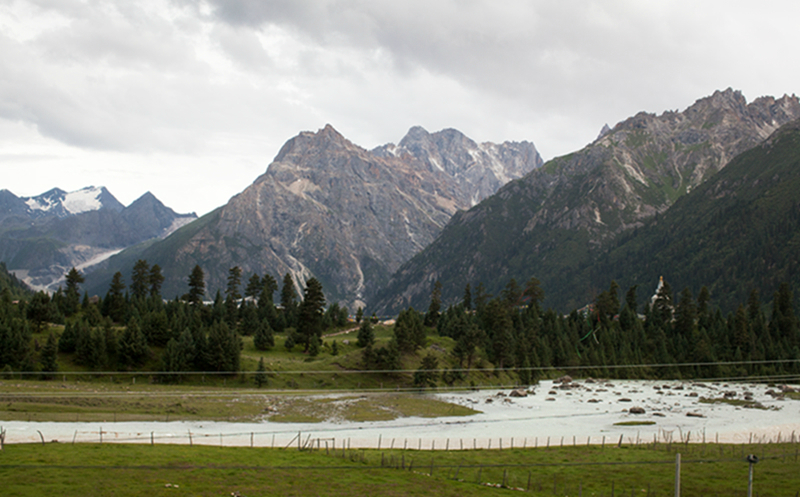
<box><xmin>2</xmin><ymin>0</ymin><xmax>799</xmax><ymax>216</ymax></box>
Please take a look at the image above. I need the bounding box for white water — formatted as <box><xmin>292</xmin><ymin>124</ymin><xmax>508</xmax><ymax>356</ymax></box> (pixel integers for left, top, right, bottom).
<box><xmin>3</xmin><ymin>380</ymin><xmax>798</xmax><ymax>448</ymax></box>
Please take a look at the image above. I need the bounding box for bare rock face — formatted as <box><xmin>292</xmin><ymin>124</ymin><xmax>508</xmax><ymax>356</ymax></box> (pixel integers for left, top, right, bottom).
<box><xmin>160</xmin><ymin>125</ymin><xmax>542</xmax><ymax>308</ymax></box>
<box><xmin>371</xmin><ymin>89</ymin><xmax>800</xmax><ymax>312</ymax></box>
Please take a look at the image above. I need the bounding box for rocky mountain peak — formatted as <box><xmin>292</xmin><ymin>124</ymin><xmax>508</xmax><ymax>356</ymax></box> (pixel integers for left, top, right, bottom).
<box><xmin>21</xmin><ymin>186</ymin><xmax>124</xmax><ymax>218</ymax></box>
<box><xmin>117</xmin><ymin>124</ymin><xmax>542</xmax><ymax>310</ymax></box>
<box><xmin>273</xmin><ymin>124</ymin><xmax>362</xmax><ymax>165</ymax></box>
<box><xmin>371</xmin><ymin>89</ymin><xmax>800</xmax><ymax>314</ymax></box>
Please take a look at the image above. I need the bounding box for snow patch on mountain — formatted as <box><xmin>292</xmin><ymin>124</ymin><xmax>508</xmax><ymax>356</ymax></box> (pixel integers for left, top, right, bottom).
<box><xmin>160</xmin><ymin>216</ymin><xmax>196</xmax><ymax>238</ymax></box>
<box><xmin>63</xmin><ymin>187</ymin><xmax>104</xmax><ymax>214</ymax></box>
<box><xmin>25</xmin><ymin>196</ymin><xmax>56</xmax><ymax>212</ymax></box>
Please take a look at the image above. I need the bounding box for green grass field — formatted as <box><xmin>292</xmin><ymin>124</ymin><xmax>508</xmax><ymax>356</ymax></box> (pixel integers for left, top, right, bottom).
<box><xmin>1</xmin><ymin>441</ymin><xmax>798</xmax><ymax>496</ymax></box>
<box><xmin>0</xmin><ymin>380</ymin><xmax>479</xmax><ymax>423</ymax></box>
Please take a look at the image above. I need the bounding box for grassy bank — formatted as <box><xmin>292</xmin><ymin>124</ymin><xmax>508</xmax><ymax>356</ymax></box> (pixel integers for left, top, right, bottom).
<box><xmin>0</xmin><ymin>380</ymin><xmax>479</xmax><ymax>423</ymax></box>
<box><xmin>1</xmin><ymin>441</ymin><xmax>798</xmax><ymax>496</ymax></box>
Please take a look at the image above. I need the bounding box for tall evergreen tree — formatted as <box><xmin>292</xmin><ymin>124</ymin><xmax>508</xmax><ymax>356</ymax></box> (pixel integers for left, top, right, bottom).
<box><xmin>356</xmin><ymin>319</ymin><xmax>375</xmax><ymax>348</ymax></box>
<box><xmin>253</xmin><ymin>319</ymin><xmax>275</xmax><ymax>351</ymax></box>
<box><xmin>244</xmin><ymin>273</ymin><xmax>262</xmax><ymax>299</ymax></box>
<box><xmin>130</xmin><ymin>259</ymin><xmax>150</xmax><ymax>301</ymax></box>
<box><xmin>424</xmin><ymin>280</ymin><xmax>442</xmax><ymax>327</ymax></box>
<box><xmin>118</xmin><ymin>317</ymin><xmax>149</xmax><ymax>368</ymax></box>
<box><xmin>296</xmin><ymin>278</ymin><xmax>326</xmax><ymax>352</ymax></box>
<box><xmin>254</xmin><ymin>357</ymin><xmax>268</xmax><ymax>388</ymax></box>
<box><xmin>58</xmin><ymin>320</ymin><xmax>78</xmax><ymax>353</ymax></box>
<box><xmin>259</xmin><ymin>274</ymin><xmax>278</xmax><ymax>304</ymax></box>
<box><xmin>225</xmin><ymin>266</ymin><xmax>243</xmax><ymax>322</ymax></box>
<box><xmin>27</xmin><ymin>291</ymin><xmax>56</xmax><ymax>333</ymax></box>
<box><xmin>394</xmin><ymin>308</ymin><xmax>426</xmax><ymax>353</ymax></box>
<box><xmin>674</xmin><ymin>287</ymin><xmax>696</xmax><ymax>337</ymax></box>
<box><xmin>280</xmin><ymin>273</ymin><xmax>298</xmax><ymax>327</ymax></box>
<box><xmin>186</xmin><ymin>265</ymin><xmax>206</xmax><ymax>305</ymax></box>
<box><xmin>149</xmin><ymin>264</ymin><xmax>165</xmax><ymax>299</ymax></box>
<box><xmin>106</xmin><ymin>272</ymin><xmax>127</xmax><ymax>323</ymax></box>
<box><xmin>63</xmin><ymin>267</ymin><xmax>84</xmax><ymax>317</ymax></box>
<box><xmin>39</xmin><ymin>331</ymin><xmax>59</xmax><ymax>379</ymax></box>
<box><xmin>206</xmin><ymin>321</ymin><xmax>241</xmax><ymax>373</ymax></box>
<box><xmin>413</xmin><ymin>353</ymin><xmax>439</xmax><ymax>389</ymax></box>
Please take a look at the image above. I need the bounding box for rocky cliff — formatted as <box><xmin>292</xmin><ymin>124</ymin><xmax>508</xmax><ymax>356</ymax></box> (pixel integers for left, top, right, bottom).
<box><xmin>93</xmin><ymin>125</ymin><xmax>542</xmax><ymax>308</ymax></box>
<box><xmin>372</xmin><ymin>89</ymin><xmax>800</xmax><ymax>312</ymax></box>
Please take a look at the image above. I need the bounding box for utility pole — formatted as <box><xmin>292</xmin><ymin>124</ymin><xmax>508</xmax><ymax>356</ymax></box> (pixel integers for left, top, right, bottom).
<box><xmin>746</xmin><ymin>454</ymin><xmax>759</xmax><ymax>497</ymax></box>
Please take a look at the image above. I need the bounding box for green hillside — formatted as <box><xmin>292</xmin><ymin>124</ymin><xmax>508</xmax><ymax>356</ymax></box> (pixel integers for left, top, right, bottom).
<box><xmin>588</xmin><ymin>119</ymin><xmax>800</xmax><ymax>312</ymax></box>
<box><xmin>375</xmin><ymin>116</ymin><xmax>800</xmax><ymax>315</ymax></box>
<box><xmin>84</xmin><ymin>208</ymin><xmax>222</xmax><ymax>299</ymax></box>
<box><xmin>0</xmin><ymin>261</ymin><xmax>32</xmax><ymax>300</ymax></box>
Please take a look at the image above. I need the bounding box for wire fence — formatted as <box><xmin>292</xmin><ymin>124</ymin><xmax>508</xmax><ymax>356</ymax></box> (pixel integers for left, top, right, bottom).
<box><xmin>2</xmin><ymin>425</ymin><xmax>799</xmax><ymax>496</ymax></box>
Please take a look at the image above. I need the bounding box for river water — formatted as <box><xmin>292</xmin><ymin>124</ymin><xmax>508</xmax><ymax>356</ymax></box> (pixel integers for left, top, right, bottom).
<box><xmin>3</xmin><ymin>379</ymin><xmax>799</xmax><ymax>449</ymax></box>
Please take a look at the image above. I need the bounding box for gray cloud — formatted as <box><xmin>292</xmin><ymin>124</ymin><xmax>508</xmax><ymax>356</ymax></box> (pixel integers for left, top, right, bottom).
<box><xmin>1</xmin><ymin>0</ymin><xmax>799</xmax><ymax>215</ymax></box>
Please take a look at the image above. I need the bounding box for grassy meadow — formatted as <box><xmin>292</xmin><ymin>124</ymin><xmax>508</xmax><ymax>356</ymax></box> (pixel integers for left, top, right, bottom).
<box><xmin>1</xmin><ymin>440</ymin><xmax>799</xmax><ymax>496</ymax></box>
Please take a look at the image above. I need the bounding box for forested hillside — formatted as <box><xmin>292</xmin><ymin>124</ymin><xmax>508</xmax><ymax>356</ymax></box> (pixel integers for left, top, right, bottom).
<box><xmin>2</xmin><ymin>256</ymin><xmax>798</xmax><ymax>386</ymax></box>
<box><xmin>0</xmin><ymin>262</ymin><xmax>31</xmax><ymax>300</ymax></box>
<box><xmin>583</xmin><ymin>118</ymin><xmax>800</xmax><ymax>313</ymax></box>
<box><xmin>372</xmin><ymin>91</ymin><xmax>800</xmax><ymax>314</ymax></box>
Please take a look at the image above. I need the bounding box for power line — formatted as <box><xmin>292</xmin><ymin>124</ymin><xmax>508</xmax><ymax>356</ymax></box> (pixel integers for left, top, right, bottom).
<box><xmin>13</xmin><ymin>358</ymin><xmax>800</xmax><ymax>377</ymax></box>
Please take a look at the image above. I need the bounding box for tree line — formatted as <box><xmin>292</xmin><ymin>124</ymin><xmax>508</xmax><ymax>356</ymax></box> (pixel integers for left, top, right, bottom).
<box><xmin>428</xmin><ymin>277</ymin><xmax>800</xmax><ymax>383</ymax></box>
<box><xmin>0</xmin><ymin>260</ymin><xmax>350</xmax><ymax>383</ymax></box>
<box><xmin>2</xmin><ymin>260</ymin><xmax>799</xmax><ymax>387</ymax></box>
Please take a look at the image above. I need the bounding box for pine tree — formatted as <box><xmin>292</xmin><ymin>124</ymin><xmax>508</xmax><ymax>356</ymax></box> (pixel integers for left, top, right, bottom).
<box><xmin>280</xmin><ymin>273</ymin><xmax>297</xmax><ymax>327</ymax></box>
<box><xmin>106</xmin><ymin>272</ymin><xmax>127</xmax><ymax>323</ymax></box>
<box><xmin>58</xmin><ymin>320</ymin><xmax>77</xmax><ymax>353</ymax></box>
<box><xmin>413</xmin><ymin>353</ymin><xmax>439</xmax><ymax>389</ymax></box>
<box><xmin>296</xmin><ymin>278</ymin><xmax>326</xmax><ymax>352</ymax></box>
<box><xmin>245</xmin><ymin>273</ymin><xmax>263</xmax><ymax>299</ymax></box>
<box><xmin>424</xmin><ymin>281</ymin><xmax>442</xmax><ymax>327</ymax></box>
<box><xmin>463</xmin><ymin>283</ymin><xmax>472</xmax><ymax>311</ymax></box>
<box><xmin>674</xmin><ymin>287</ymin><xmax>696</xmax><ymax>337</ymax></box>
<box><xmin>225</xmin><ymin>266</ymin><xmax>242</xmax><ymax>323</ymax></box>
<box><xmin>394</xmin><ymin>308</ymin><xmax>425</xmax><ymax>353</ymax></box>
<box><xmin>206</xmin><ymin>321</ymin><xmax>241</xmax><ymax>373</ymax></box>
<box><xmin>308</xmin><ymin>334</ymin><xmax>321</xmax><ymax>357</ymax></box>
<box><xmin>356</xmin><ymin>319</ymin><xmax>375</xmax><ymax>348</ymax></box>
<box><xmin>186</xmin><ymin>265</ymin><xmax>206</xmax><ymax>305</ymax></box>
<box><xmin>118</xmin><ymin>317</ymin><xmax>150</xmax><ymax>368</ymax></box>
<box><xmin>237</xmin><ymin>302</ymin><xmax>260</xmax><ymax>336</ymax></box>
<box><xmin>130</xmin><ymin>259</ymin><xmax>150</xmax><ymax>301</ymax></box>
<box><xmin>149</xmin><ymin>264</ymin><xmax>165</xmax><ymax>299</ymax></box>
<box><xmin>27</xmin><ymin>291</ymin><xmax>56</xmax><ymax>333</ymax></box>
<box><xmin>253</xmin><ymin>319</ymin><xmax>275</xmax><ymax>351</ymax></box>
<box><xmin>259</xmin><ymin>274</ymin><xmax>278</xmax><ymax>305</ymax></box>
<box><xmin>284</xmin><ymin>332</ymin><xmax>295</xmax><ymax>351</ymax></box>
<box><xmin>64</xmin><ymin>267</ymin><xmax>85</xmax><ymax>317</ymax></box>
<box><xmin>355</xmin><ymin>306</ymin><xmax>364</xmax><ymax>324</ymax></box>
<box><xmin>39</xmin><ymin>331</ymin><xmax>59</xmax><ymax>379</ymax></box>
<box><xmin>254</xmin><ymin>357</ymin><xmax>268</xmax><ymax>388</ymax></box>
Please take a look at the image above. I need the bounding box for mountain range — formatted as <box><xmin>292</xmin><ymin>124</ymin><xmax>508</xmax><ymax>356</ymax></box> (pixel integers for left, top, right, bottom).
<box><xmin>0</xmin><ymin>187</ymin><xmax>196</xmax><ymax>292</ymax></box>
<box><xmin>7</xmin><ymin>88</ymin><xmax>799</xmax><ymax>317</ymax></box>
<box><xmin>372</xmin><ymin>89</ymin><xmax>800</xmax><ymax>313</ymax></box>
<box><xmin>84</xmin><ymin>125</ymin><xmax>542</xmax><ymax>306</ymax></box>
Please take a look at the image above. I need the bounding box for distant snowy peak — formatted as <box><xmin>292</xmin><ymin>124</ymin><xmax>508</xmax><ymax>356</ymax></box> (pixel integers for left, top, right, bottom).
<box><xmin>23</xmin><ymin>186</ymin><xmax>124</xmax><ymax>218</ymax></box>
